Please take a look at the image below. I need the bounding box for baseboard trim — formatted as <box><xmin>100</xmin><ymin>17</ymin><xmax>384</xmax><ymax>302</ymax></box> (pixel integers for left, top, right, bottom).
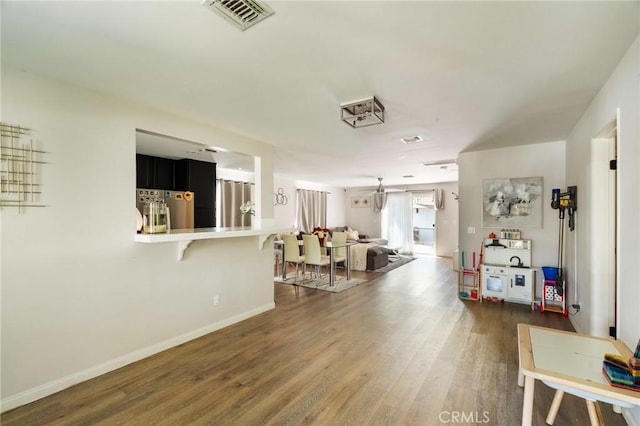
<box><xmin>1</xmin><ymin>302</ymin><xmax>275</xmax><ymax>413</ymax></box>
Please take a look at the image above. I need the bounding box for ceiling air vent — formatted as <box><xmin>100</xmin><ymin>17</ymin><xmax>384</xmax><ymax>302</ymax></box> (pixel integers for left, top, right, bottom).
<box><xmin>422</xmin><ymin>159</ymin><xmax>457</xmax><ymax>168</ymax></box>
<box><xmin>202</xmin><ymin>0</ymin><xmax>275</xmax><ymax>31</ymax></box>
<box><xmin>401</xmin><ymin>136</ymin><xmax>423</xmax><ymax>144</ymax></box>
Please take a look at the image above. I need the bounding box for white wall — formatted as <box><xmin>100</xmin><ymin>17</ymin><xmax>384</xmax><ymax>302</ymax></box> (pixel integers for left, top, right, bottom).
<box><xmin>273</xmin><ymin>175</ymin><xmax>298</xmax><ymax>229</ymax></box>
<box><xmin>564</xmin><ymin>36</ymin><xmax>639</xmax><ymax>348</ymax></box>
<box><xmin>563</xmin><ymin>36</ymin><xmax>640</xmax><ymax>425</ymax></box>
<box><xmin>273</xmin><ymin>175</ymin><xmax>346</xmax><ymax>230</ymax></box>
<box><xmin>345</xmin><ymin>182</ymin><xmax>459</xmax><ymax>257</ymax></box>
<box><xmin>344</xmin><ymin>188</ymin><xmax>382</xmax><ymax>238</ymax></box>
<box><xmin>1</xmin><ymin>69</ymin><xmax>276</xmax><ymax>411</ymax></box>
<box><xmin>458</xmin><ymin>141</ymin><xmax>566</xmax><ymax>299</ymax></box>
<box><xmin>217</xmin><ymin>168</ymin><xmax>255</xmax><ymax>183</ymax></box>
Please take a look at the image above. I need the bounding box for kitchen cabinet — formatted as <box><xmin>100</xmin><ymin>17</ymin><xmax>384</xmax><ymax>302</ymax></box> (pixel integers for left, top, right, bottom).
<box><xmin>174</xmin><ymin>159</ymin><xmax>216</xmax><ymax>228</ymax></box>
<box><xmin>136</xmin><ymin>154</ymin><xmax>175</xmax><ymax>189</ymax></box>
<box><xmin>136</xmin><ymin>154</ymin><xmax>154</xmax><ymax>188</ymax></box>
<box><xmin>153</xmin><ymin>157</ymin><xmax>174</xmax><ymax>189</ymax></box>
<box><xmin>506</xmin><ymin>268</ymin><xmax>535</xmax><ymax>304</ymax></box>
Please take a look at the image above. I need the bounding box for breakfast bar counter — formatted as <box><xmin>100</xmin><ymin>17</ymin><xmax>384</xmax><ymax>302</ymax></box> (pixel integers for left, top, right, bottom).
<box><xmin>135</xmin><ymin>226</ymin><xmax>293</xmax><ymax>260</ymax></box>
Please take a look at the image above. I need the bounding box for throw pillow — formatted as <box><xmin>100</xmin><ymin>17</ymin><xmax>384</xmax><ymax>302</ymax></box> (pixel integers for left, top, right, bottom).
<box><xmin>346</xmin><ymin>230</ymin><xmax>359</xmax><ymax>241</ymax></box>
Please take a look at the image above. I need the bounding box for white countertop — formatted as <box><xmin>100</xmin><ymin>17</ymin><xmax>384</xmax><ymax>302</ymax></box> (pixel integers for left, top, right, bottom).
<box><xmin>135</xmin><ymin>226</ymin><xmax>294</xmax><ymax>260</ymax></box>
<box><xmin>135</xmin><ymin>227</ymin><xmax>293</xmax><ymax>243</ymax></box>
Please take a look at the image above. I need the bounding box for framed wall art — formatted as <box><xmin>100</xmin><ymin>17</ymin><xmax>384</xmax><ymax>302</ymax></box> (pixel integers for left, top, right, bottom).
<box><xmin>351</xmin><ymin>196</ymin><xmax>371</xmax><ymax>208</ymax></box>
<box><xmin>482</xmin><ymin>177</ymin><xmax>543</xmax><ymax>228</ymax></box>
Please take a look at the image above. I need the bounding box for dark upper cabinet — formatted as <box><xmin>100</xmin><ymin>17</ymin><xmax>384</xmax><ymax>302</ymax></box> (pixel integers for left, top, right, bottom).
<box><xmin>136</xmin><ymin>154</ymin><xmax>154</xmax><ymax>188</ymax></box>
<box><xmin>175</xmin><ymin>159</ymin><xmax>216</xmax><ymax>227</ymax></box>
<box><xmin>136</xmin><ymin>154</ymin><xmax>175</xmax><ymax>189</ymax></box>
<box><xmin>153</xmin><ymin>157</ymin><xmax>174</xmax><ymax>190</ymax></box>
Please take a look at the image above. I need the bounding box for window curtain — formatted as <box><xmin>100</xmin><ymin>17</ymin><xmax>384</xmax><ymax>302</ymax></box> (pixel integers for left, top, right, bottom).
<box><xmin>381</xmin><ymin>192</ymin><xmax>414</xmax><ymax>254</ymax></box>
<box><xmin>296</xmin><ymin>189</ymin><xmax>327</xmax><ymax>233</ymax></box>
<box><xmin>219</xmin><ymin>180</ymin><xmax>252</xmax><ymax>227</ymax></box>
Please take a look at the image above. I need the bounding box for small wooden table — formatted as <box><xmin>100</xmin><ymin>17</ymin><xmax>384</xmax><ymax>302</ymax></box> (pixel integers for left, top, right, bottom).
<box><xmin>517</xmin><ymin>323</ymin><xmax>639</xmax><ymax>426</ymax></box>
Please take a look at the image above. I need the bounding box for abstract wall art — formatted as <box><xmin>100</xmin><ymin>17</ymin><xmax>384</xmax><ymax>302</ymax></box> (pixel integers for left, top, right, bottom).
<box><xmin>482</xmin><ymin>177</ymin><xmax>543</xmax><ymax>228</ymax></box>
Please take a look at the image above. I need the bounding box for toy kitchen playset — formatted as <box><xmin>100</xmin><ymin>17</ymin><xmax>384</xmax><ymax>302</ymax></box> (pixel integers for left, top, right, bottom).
<box><xmin>458</xmin><ymin>187</ymin><xmax>577</xmax><ymax>312</ymax></box>
<box><xmin>480</xmin><ymin>231</ymin><xmax>535</xmax><ymax>305</ymax></box>
<box><xmin>457</xmin><ymin>229</ymin><xmax>536</xmax><ymax>305</ymax></box>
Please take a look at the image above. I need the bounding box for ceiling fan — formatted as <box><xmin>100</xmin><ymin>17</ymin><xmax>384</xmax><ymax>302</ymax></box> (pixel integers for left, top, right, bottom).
<box><xmin>375</xmin><ymin>177</ymin><xmax>385</xmax><ymax>194</ymax></box>
<box><xmin>372</xmin><ymin>178</ymin><xmax>387</xmax><ymax>212</ymax></box>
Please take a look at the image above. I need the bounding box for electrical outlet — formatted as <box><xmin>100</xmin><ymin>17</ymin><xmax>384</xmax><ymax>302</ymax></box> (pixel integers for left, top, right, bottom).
<box><xmin>467</xmin><ymin>226</ymin><xmax>476</xmax><ymax>234</ymax></box>
<box><xmin>213</xmin><ymin>295</ymin><xmax>220</xmax><ymax>307</ymax></box>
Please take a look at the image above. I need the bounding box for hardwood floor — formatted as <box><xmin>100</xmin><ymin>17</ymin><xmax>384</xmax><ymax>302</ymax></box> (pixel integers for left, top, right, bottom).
<box><xmin>2</xmin><ymin>256</ymin><xmax>628</xmax><ymax>425</ymax></box>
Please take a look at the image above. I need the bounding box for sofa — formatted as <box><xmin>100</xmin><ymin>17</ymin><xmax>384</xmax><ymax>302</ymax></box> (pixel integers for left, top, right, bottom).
<box><xmin>329</xmin><ymin>226</ymin><xmax>388</xmax><ymax>246</ymax></box>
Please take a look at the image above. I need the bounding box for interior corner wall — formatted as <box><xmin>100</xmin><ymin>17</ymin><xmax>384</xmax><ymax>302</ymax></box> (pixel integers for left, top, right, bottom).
<box><xmin>344</xmin><ymin>188</ymin><xmax>382</xmax><ymax>238</ymax></box>
<box><xmin>345</xmin><ymin>182</ymin><xmax>459</xmax><ymax>257</ymax></box>
<box><xmin>273</xmin><ymin>176</ymin><xmax>346</xmax><ymax>230</ymax></box>
<box><xmin>1</xmin><ymin>68</ymin><xmax>276</xmax><ymax>411</ymax></box>
<box><xmin>458</xmin><ymin>141</ymin><xmax>566</xmax><ymax>300</ymax></box>
<box><xmin>564</xmin><ymin>36</ymin><xmax>639</xmax><ymax>351</ymax></box>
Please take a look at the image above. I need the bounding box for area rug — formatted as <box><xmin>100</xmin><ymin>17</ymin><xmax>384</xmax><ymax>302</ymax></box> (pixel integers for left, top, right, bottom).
<box><xmin>274</xmin><ymin>274</ymin><xmax>368</xmax><ymax>293</ymax></box>
<box><xmin>274</xmin><ymin>255</ymin><xmax>416</xmax><ymax>293</ymax></box>
<box><xmin>375</xmin><ymin>255</ymin><xmax>416</xmax><ymax>273</ymax></box>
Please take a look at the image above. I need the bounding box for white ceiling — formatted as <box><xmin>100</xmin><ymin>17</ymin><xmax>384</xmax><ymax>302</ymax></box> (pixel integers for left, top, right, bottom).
<box><xmin>136</xmin><ymin>130</ymin><xmax>254</xmax><ymax>172</ymax></box>
<box><xmin>3</xmin><ymin>1</ymin><xmax>638</xmax><ymax>188</ymax></box>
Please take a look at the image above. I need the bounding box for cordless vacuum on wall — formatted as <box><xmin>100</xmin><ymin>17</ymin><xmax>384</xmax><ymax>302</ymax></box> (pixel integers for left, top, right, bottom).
<box><xmin>550</xmin><ymin>186</ymin><xmax>577</xmax><ymax>296</ymax></box>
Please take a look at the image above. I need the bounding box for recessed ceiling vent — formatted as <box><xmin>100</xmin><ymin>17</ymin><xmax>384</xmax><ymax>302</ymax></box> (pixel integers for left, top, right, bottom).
<box><xmin>401</xmin><ymin>136</ymin><xmax>423</xmax><ymax>144</ymax></box>
<box><xmin>202</xmin><ymin>0</ymin><xmax>275</xmax><ymax>31</ymax></box>
<box><xmin>340</xmin><ymin>96</ymin><xmax>385</xmax><ymax>128</ymax></box>
<box><xmin>422</xmin><ymin>159</ymin><xmax>457</xmax><ymax>167</ymax></box>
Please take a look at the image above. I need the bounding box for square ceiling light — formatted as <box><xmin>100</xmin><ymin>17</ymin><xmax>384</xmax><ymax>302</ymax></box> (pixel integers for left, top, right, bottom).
<box><xmin>340</xmin><ymin>96</ymin><xmax>385</xmax><ymax>128</ymax></box>
<box><xmin>202</xmin><ymin>0</ymin><xmax>275</xmax><ymax>31</ymax></box>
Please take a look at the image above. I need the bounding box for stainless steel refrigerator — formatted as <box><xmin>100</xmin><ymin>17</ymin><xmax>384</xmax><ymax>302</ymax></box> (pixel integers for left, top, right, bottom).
<box><xmin>136</xmin><ymin>188</ymin><xmax>195</xmax><ymax>230</ymax></box>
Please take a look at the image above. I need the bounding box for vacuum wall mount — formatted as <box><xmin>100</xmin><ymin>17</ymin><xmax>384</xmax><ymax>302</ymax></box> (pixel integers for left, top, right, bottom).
<box><xmin>550</xmin><ymin>186</ymin><xmax>577</xmax><ymax>296</ymax></box>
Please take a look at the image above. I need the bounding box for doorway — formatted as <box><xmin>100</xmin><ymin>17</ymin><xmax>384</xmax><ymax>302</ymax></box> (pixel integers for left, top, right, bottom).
<box><xmin>413</xmin><ymin>192</ymin><xmax>436</xmax><ymax>256</ymax></box>
<box><xmin>591</xmin><ymin>111</ymin><xmax>618</xmax><ymax>338</ymax></box>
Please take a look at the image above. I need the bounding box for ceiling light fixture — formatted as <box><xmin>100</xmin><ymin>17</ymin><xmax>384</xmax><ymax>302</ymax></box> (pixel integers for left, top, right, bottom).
<box><xmin>340</xmin><ymin>96</ymin><xmax>385</xmax><ymax>128</ymax></box>
<box><xmin>202</xmin><ymin>0</ymin><xmax>275</xmax><ymax>31</ymax></box>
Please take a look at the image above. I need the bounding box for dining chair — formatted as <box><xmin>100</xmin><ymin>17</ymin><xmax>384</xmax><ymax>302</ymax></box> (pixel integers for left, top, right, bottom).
<box><xmin>273</xmin><ymin>246</ymin><xmax>283</xmax><ymax>276</ymax></box>
<box><xmin>283</xmin><ymin>234</ymin><xmax>305</xmax><ymax>282</ymax></box>
<box><xmin>302</xmin><ymin>234</ymin><xmax>330</xmax><ymax>285</ymax></box>
<box><xmin>330</xmin><ymin>231</ymin><xmax>348</xmax><ymax>267</ymax></box>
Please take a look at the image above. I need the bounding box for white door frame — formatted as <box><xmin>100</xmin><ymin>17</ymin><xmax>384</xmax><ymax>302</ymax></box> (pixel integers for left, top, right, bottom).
<box><xmin>590</xmin><ymin>110</ymin><xmax>619</xmax><ymax>338</ymax></box>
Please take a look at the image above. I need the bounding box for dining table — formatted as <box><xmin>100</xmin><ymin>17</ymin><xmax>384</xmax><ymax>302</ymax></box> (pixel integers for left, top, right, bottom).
<box><xmin>274</xmin><ymin>238</ymin><xmax>355</xmax><ymax>286</ymax></box>
<box><xmin>324</xmin><ymin>240</ymin><xmax>356</xmax><ymax>286</ymax></box>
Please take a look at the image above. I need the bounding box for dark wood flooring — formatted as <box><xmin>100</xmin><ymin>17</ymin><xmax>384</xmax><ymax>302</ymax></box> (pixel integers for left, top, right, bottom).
<box><xmin>2</xmin><ymin>256</ymin><xmax>629</xmax><ymax>425</ymax></box>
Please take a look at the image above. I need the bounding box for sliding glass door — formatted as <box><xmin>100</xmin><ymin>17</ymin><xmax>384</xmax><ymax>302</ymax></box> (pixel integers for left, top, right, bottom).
<box><xmin>381</xmin><ymin>192</ymin><xmax>413</xmax><ymax>254</ymax></box>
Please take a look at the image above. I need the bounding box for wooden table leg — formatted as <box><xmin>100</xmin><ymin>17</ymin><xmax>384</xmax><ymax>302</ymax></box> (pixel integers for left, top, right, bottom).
<box><xmin>522</xmin><ymin>375</ymin><xmax>535</xmax><ymax>426</ymax></box>
<box><xmin>545</xmin><ymin>390</ymin><xmax>564</xmax><ymax>425</ymax></box>
<box><xmin>518</xmin><ymin>368</ymin><xmax>525</xmax><ymax>387</ymax></box>
<box><xmin>586</xmin><ymin>400</ymin><xmax>603</xmax><ymax>426</ymax></box>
